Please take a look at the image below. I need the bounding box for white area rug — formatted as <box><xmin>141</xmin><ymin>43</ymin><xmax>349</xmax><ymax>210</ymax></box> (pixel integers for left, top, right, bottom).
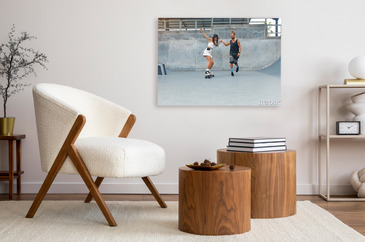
<box><xmin>0</xmin><ymin>201</ymin><xmax>363</xmax><ymax>241</ymax></box>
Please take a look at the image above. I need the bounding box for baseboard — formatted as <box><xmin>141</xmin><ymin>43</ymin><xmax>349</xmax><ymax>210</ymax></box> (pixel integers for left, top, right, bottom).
<box><xmin>0</xmin><ymin>183</ymin><xmax>355</xmax><ymax>195</ymax></box>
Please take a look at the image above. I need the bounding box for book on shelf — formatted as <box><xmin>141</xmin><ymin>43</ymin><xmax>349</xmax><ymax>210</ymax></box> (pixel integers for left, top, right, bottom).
<box><xmin>227</xmin><ymin>145</ymin><xmax>287</xmax><ymax>153</ymax></box>
<box><xmin>344</xmin><ymin>79</ymin><xmax>365</xmax><ymax>85</ymax></box>
<box><xmin>228</xmin><ymin>141</ymin><xmax>286</xmax><ymax>148</ymax></box>
<box><xmin>229</xmin><ymin>137</ymin><xmax>286</xmax><ymax>143</ymax></box>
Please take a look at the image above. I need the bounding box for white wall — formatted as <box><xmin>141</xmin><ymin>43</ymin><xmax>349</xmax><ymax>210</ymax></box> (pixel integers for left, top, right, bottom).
<box><xmin>0</xmin><ymin>0</ymin><xmax>364</xmax><ymax>195</ymax></box>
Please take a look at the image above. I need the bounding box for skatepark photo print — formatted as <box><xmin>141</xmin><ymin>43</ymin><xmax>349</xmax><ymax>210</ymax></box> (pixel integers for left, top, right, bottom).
<box><xmin>158</xmin><ymin>18</ymin><xmax>281</xmax><ymax>106</ymax></box>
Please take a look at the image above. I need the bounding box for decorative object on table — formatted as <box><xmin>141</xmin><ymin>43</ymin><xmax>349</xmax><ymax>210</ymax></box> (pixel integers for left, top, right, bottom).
<box><xmin>179</xmin><ymin>165</ymin><xmax>251</xmax><ymax>235</ymax></box>
<box><xmin>350</xmin><ymin>167</ymin><xmax>365</xmax><ymax>197</ymax></box>
<box><xmin>346</xmin><ymin>92</ymin><xmax>365</xmax><ymax>134</ymax></box>
<box><xmin>158</xmin><ymin>18</ymin><xmax>281</xmax><ymax>106</ymax></box>
<box><xmin>186</xmin><ymin>159</ymin><xmax>225</xmax><ymax>170</ymax></box>
<box><xmin>229</xmin><ymin>164</ymin><xmax>235</xmax><ymax>170</ymax></box>
<box><xmin>348</xmin><ymin>56</ymin><xmax>365</xmax><ymax>79</ymax></box>
<box><xmin>217</xmin><ymin>148</ymin><xmax>296</xmax><ymax>218</ymax></box>
<box><xmin>0</xmin><ymin>134</ymin><xmax>25</xmax><ymax>200</ymax></box>
<box><xmin>335</xmin><ymin>121</ymin><xmax>361</xmax><ymax>135</ymax></box>
<box><xmin>227</xmin><ymin>137</ymin><xmax>287</xmax><ymax>153</ymax></box>
<box><xmin>0</xmin><ymin>25</ymin><xmax>48</xmax><ymax>135</ymax></box>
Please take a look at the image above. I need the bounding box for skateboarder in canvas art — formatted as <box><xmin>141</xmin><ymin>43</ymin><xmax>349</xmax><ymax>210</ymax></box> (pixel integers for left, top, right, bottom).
<box><xmin>200</xmin><ymin>28</ymin><xmax>220</xmax><ymax>78</ymax></box>
<box><xmin>222</xmin><ymin>30</ymin><xmax>242</xmax><ymax>76</ymax></box>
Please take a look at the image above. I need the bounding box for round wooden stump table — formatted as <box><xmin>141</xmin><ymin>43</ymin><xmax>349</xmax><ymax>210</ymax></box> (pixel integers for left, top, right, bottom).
<box><xmin>217</xmin><ymin>149</ymin><xmax>296</xmax><ymax>219</ymax></box>
<box><xmin>178</xmin><ymin>165</ymin><xmax>251</xmax><ymax>235</ymax></box>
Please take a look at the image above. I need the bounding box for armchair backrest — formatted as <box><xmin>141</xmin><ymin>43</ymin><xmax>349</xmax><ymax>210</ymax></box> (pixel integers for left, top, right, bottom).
<box><xmin>33</xmin><ymin>83</ymin><xmax>131</xmax><ymax>172</ymax></box>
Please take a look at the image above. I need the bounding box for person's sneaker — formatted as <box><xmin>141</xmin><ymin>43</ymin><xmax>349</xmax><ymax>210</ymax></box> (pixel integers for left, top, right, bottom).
<box><xmin>231</xmin><ymin>71</ymin><xmax>234</xmax><ymax>76</ymax></box>
<box><xmin>236</xmin><ymin>66</ymin><xmax>239</xmax><ymax>72</ymax></box>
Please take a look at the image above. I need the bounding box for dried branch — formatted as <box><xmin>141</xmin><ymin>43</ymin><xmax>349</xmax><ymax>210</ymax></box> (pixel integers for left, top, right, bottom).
<box><xmin>0</xmin><ymin>25</ymin><xmax>48</xmax><ymax>117</ymax></box>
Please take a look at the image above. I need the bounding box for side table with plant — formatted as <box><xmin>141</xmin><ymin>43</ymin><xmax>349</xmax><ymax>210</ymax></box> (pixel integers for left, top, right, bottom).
<box><xmin>0</xmin><ymin>25</ymin><xmax>48</xmax><ymax>135</ymax></box>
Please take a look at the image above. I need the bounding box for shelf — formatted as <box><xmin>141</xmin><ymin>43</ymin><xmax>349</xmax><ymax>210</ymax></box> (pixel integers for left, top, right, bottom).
<box><xmin>319</xmin><ymin>84</ymin><xmax>365</xmax><ymax>89</ymax></box>
<box><xmin>318</xmin><ymin>84</ymin><xmax>365</xmax><ymax>202</ymax></box>
<box><xmin>319</xmin><ymin>134</ymin><xmax>365</xmax><ymax>139</ymax></box>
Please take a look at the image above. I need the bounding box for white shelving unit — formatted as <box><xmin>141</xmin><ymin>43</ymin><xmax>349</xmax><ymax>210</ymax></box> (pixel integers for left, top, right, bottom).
<box><xmin>318</xmin><ymin>84</ymin><xmax>365</xmax><ymax>201</ymax></box>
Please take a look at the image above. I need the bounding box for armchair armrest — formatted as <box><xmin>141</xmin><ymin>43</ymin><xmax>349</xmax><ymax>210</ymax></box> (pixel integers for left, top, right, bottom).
<box><xmin>119</xmin><ymin>114</ymin><xmax>136</xmax><ymax>138</ymax></box>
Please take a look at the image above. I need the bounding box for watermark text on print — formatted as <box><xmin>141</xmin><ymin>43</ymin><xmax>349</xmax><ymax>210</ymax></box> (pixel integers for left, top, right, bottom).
<box><xmin>258</xmin><ymin>100</ymin><xmax>281</xmax><ymax>106</ymax></box>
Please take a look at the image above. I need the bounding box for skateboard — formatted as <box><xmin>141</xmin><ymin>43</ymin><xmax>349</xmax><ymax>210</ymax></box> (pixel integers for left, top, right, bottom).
<box><xmin>205</xmin><ymin>72</ymin><xmax>214</xmax><ymax>79</ymax></box>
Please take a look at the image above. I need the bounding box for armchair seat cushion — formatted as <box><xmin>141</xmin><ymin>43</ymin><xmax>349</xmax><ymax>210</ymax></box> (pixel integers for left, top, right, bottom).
<box><xmin>60</xmin><ymin>137</ymin><xmax>165</xmax><ymax>178</ymax></box>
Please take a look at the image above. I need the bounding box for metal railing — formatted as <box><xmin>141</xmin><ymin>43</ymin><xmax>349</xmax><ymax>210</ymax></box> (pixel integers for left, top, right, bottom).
<box><xmin>158</xmin><ymin>18</ymin><xmax>281</xmax><ymax>38</ymax></box>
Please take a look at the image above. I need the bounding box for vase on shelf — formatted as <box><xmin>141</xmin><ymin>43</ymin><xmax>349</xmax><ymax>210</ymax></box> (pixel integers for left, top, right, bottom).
<box><xmin>0</xmin><ymin>117</ymin><xmax>15</xmax><ymax>136</ymax></box>
<box><xmin>347</xmin><ymin>92</ymin><xmax>365</xmax><ymax>134</ymax></box>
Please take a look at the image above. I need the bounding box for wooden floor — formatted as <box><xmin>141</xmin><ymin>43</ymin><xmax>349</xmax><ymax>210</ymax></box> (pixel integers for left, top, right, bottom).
<box><xmin>1</xmin><ymin>194</ymin><xmax>364</xmax><ymax>236</ymax></box>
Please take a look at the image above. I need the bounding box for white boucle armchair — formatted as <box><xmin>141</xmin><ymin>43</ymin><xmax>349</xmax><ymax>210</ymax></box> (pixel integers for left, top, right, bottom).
<box><xmin>26</xmin><ymin>83</ymin><xmax>166</xmax><ymax>226</ymax></box>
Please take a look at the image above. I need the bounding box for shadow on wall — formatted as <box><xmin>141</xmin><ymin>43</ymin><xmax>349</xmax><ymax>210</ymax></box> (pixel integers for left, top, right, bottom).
<box><xmin>158</xmin><ymin>25</ymin><xmax>281</xmax><ymax>71</ymax></box>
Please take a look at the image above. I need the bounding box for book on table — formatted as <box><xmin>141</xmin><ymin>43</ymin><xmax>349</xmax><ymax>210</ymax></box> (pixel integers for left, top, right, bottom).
<box><xmin>228</xmin><ymin>141</ymin><xmax>286</xmax><ymax>148</ymax></box>
<box><xmin>227</xmin><ymin>145</ymin><xmax>287</xmax><ymax>153</ymax></box>
<box><xmin>229</xmin><ymin>137</ymin><xmax>286</xmax><ymax>143</ymax></box>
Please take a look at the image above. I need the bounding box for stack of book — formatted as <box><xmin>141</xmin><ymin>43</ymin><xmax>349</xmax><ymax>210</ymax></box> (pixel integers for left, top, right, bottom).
<box><xmin>344</xmin><ymin>79</ymin><xmax>365</xmax><ymax>85</ymax></box>
<box><xmin>227</xmin><ymin>137</ymin><xmax>287</xmax><ymax>153</ymax></box>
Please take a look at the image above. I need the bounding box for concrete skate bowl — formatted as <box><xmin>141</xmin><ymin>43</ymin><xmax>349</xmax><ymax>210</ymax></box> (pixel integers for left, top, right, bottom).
<box><xmin>158</xmin><ymin>25</ymin><xmax>281</xmax><ymax>71</ymax></box>
<box><xmin>258</xmin><ymin>57</ymin><xmax>281</xmax><ymax>78</ymax></box>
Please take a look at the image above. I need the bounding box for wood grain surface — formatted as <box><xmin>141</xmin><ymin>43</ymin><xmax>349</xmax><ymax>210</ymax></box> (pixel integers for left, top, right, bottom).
<box><xmin>178</xmin><ymin>165</ymin><xmax>251</xmax><ymax>235</ymax></box>
<box><xmin>217</xmin><ymin>149</ymin><xmax>296</xmax><ymax>218</ymax></box>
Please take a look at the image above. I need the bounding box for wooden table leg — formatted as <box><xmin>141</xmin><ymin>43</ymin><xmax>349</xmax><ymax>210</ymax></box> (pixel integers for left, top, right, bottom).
<box><xmin>8</xmin><ymin>141</ymin><xmax>14</xmax><ymax>200</ymax></box>
<box><xmin>16</xmin><ymin>140</ymin><xmax>21</xmax><ymax>196</ymax></box>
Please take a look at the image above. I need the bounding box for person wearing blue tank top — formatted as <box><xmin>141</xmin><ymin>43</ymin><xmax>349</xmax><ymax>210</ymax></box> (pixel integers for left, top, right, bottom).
<box><xmin>222</xmin><ymin>31</ymin><xmax>242</xmax><ymax>76</ymax></box>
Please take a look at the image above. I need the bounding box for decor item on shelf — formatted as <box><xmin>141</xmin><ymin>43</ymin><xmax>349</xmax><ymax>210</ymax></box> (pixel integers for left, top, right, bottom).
<box><xmin>0</xmin><ymin>25</ymin><xmax>48</xmax><ymax>135</ymax></box>
<box><xmin>347</xmin><ymin>92</ymin><xmax>365</xmax><ymax>134</ymax></box>
<box><xmin>348</xmin><ymin>56</ymin><xmax>365</xmax><ymax>79</ymax></box>
<box><xmin>344</xmin><ymin>79</ymin><xmax>365</xmax><ymax>85</ymax></box>
<box><xmin>335</xmin><ymin>121</ymin><xmax>361</xmax><ymax>135</ymax></box>
<box><xmin>350</xmin><ymin>167</ymin><xmax>365</xmax><ymax>197</ymax></box>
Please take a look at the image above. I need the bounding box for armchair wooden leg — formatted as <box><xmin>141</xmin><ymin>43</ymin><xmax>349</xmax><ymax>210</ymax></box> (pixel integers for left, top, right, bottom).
<box><xmin>69</xmin><ymin>146</ymin><xmax>117</xmax><ymax>226</ymax></box>
<box><xmin>84</xmin><ymin>177</ymin><xmax>104</xmax><ymax>203</ymax></box>
<box><xmin>26</xmin><ymin>115</ymin><xmax>86</xmax><ymax>218</ymax></box>
<box><xmin>142</xmin><ymin>176</ymin><xmax>167</xmax><ymax>208</ymax></box>
<box><xmin>27</xmin><ymin>115</ymin><xmax>117</xmax><ymax>226</ymax></box>
<box><xmin>26</xmin><ymin>151</ymin><xmax>68</xmax><ymax>218</ymax></box>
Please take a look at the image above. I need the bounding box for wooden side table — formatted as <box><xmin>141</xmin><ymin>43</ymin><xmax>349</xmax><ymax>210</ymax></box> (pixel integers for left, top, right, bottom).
<box><xmin>178</xmin><ymin>165</ymin><xmax>251</xmax><ymax>235</ymax></box>
<box><xmin>0</xmin><ymin>134</ymin><xmax>25</xmax><ymax>200</ymax></box>
<box><xmin>217</xmin><ymin>149</ymin><xmax>296</xmax><ymax>218</ymax></box>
